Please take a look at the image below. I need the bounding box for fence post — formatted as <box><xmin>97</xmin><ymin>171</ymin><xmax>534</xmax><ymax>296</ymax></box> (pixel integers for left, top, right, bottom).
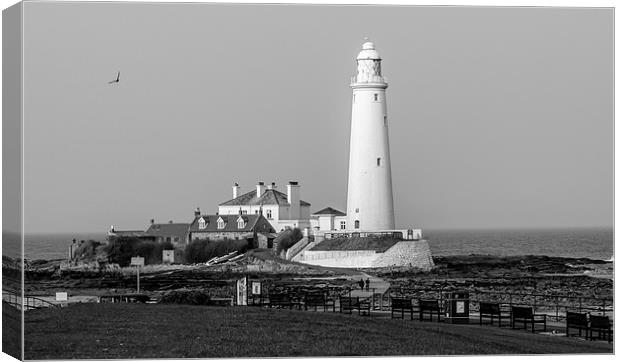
<box><xmin>372</xmin><ymin>288</ymin><xmax>375</xmax><ymax>309</ymax></box>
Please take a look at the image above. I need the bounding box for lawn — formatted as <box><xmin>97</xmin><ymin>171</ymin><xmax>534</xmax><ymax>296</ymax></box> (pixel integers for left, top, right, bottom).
<box><xmin>2</xmin><ymin>302</ymin><xmax>22</xmax><ymax>360</ymax></box>
<box><xmin>24</xmin><ymin>303</ymin><xmax>612</xmax><ymax>359</ymax></box>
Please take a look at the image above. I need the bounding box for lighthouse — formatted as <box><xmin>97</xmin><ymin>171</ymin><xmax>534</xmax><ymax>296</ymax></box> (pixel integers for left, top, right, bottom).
<box><xmin>346</xmin><ymin>40</ymin><xmax>395</xmax><ymax>231</ymax></box>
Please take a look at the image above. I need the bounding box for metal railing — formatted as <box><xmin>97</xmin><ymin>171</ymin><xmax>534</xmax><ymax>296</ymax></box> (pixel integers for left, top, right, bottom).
<box><xmin>2</xmin><ymin>291</ymin><xmax>60</xmax><ymax>311</ymax></box>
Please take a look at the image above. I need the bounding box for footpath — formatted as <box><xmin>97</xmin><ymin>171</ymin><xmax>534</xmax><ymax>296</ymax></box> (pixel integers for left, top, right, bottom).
<box><xmin>349</xmin><ymin>271</ymin><xmax>390</xmax><ymax>299</ymax></box>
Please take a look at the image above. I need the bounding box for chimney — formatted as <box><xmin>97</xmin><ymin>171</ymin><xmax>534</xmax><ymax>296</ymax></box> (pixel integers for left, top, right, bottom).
<box><xmin>194</xmin><ymin>207</ymin><xmax>201</xmax><ymax>217</ymax></box>
<box><xmin>232</xmin><ymin>183</ymin><xmax>240</xmax><ymax>199</ymax></box>
<box><xmin>150</xmin><ymin>219</ymin><xmax>155</xmax><ymax>225</ymax></box>
<box><xmin>287</xmin><ymin>181</ymin><xmax>301</xmax><ymax>220</ymax></box>
<box><xmin>256</xmin><ymin>181</ymin><xmax>266</xmax><ymax>198</ymax></box>
<box><xmin>267</xmin><ymin>182</ymin><xmax>276</xmax><ymax>190</ymax></box>
<box><xmin>239</xmin><ymin>207</ymin><xmax>243</xmax><ymax>215</ymax></box>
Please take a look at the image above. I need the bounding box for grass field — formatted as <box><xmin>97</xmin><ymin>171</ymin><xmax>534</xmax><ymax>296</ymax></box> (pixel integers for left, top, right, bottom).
<box><xmin>2</xmin><ymin>302</ymin><xmax>22</xmax><ymax>359</ymax></box>
<box><xmin>24</xmin><ymin>303</ymin><xmax>612</xmax><ymax>359</ymax></box>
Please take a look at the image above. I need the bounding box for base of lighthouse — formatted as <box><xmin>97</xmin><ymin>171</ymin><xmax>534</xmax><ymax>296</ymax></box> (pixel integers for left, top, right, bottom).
<box><xmin>293</xmin><ymin>238</ymin><xmax>435</xmax><ymax>270</ymax></box>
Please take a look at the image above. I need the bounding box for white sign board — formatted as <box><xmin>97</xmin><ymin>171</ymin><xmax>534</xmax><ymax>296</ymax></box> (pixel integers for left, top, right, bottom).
<box><xmin>251</xmin><ymin>282</ymin><xmax>261</xmax><ymax>295</ymax></box>
<box><xmin>162</xmin><ymin>250</ymin><xmax>174</xmax><ymax>264</ymax></box>
<box><xmin>236</xmin><ymin>277</ymin><xmax>248</xmax><ymax>306</ymax></box>
<box><xmin>456</xmin><ymin>301</ymin><xmax>465</xmax><ymax>314</ymax></box>
<box><xmin>55</xmin><ymin>292</ymin><xmax>68</xmax><ymax>301</ymax></box>
<box><xmin>130</xmin><ymin>257</ymin><xmax>145</xmax><ymax>266</ymax></box>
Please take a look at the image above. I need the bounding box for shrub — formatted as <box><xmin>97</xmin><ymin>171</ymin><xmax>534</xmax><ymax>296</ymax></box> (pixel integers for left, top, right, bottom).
<box><xmin>274</xmin><ymin>228</ymin><xmax>304</xmax><ymax>255</ymax></box>
<box><xmin>184</xmin><ymin>239</ymin><xmax>249</xmax><ymax>264</ymax></box>
<box><xmin>72</xmin><ymin>240</ymin><xmax>101</xmax><ymax>261</ymax></box>
<box><xmin>103</xmin><ymin>238</ymin><xmax>174</xmax><ymax>266</ymax></box>
<box><xmin>159</xmin><ymin>290</ymin><xmax>211</xmax><ymax>305</ymax></box>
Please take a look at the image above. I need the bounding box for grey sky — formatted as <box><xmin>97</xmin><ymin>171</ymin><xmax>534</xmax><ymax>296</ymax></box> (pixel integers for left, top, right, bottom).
<box><xmin>20</xmin><ymin>3</ymin><xmax>612</xmax><ymax>233</ymax></box>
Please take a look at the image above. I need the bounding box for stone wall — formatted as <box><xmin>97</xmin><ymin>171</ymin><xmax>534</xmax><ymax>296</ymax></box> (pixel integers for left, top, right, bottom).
<box><xmin>371</xmin><ymin>240</ymin><xmax>434</xmax><ymax>270</ymax></box>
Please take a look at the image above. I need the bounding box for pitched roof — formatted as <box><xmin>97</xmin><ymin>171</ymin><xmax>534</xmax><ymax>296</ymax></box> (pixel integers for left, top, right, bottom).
<box><xmin>189</xmin><ymin>214</ymin><xmax>273</xmax><ymax>233</ymax></box>
<box><xmin>219</xmin><ymin>189</ymin><xmax>310</xmax><ymax>207</ymax></box>
<box><xmin>107</xmin><ymin>230</ymin><xmax>150</xmax><ymax>238</ymax></box>
<box><xmin>312</xmin><ymin>207</ymin><xmax>346</xmax><ymax>216</ymax></box>
<box><xmin>145</xmin><ymin>223</ymin><xmax>190</xmax><ymax>237</ymax></box>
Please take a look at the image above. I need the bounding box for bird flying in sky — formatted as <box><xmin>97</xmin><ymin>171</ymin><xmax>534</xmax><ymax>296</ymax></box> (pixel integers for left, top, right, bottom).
<box><xmin>108</xmin><ymin>71</ymin><xmax>120</xmax><ymax>84</ymax></box>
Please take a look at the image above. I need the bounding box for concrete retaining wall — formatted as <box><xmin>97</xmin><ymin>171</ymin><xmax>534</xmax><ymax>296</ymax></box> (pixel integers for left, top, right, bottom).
<box><xmin>295</xmin><ymin>240</ymin><xmax>434</xmax><ymax>269</ymax></box>
<box><xmin>295</xmin><ymin>249</ymin><xmax>379</xmax><ymax>268</ymax></box>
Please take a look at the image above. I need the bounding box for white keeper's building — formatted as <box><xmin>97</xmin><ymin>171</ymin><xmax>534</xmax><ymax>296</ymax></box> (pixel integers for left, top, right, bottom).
<box><xmin>218</xmin><ymin>181</ymin><xmax>312</xmax><ymax>232</ymax></box>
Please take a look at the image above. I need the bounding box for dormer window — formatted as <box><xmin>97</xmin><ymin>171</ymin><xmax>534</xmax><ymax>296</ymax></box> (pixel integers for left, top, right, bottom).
<box><xmin>237</xmin><ymin>216</ymin><xmax>245</xmax><ymax>229</ymax></box>
<box><xmin>266</xmin><ymin>209</ymin><xmax>272</xmax><ymax>219</ymax></box>
<box><xmin>217</xmin><ymin>217</ymin><xmax>225</xmax><ymax>230</ymax></box>
<box><xmin>198</xmin><ymin>217</ymin><xmax>206</xmax><ymax>230</ymax></box>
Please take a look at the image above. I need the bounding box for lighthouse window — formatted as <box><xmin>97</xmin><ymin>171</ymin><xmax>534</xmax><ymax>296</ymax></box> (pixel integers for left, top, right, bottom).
<box><xmin>377</xmin><ymin>158</ymin><xmax>381</xmax><ymax>166</ymax></box>
<box><xmin>354</xmin><ymin>220</ymin><xmax>360</xmax><ymax>229</ymax></box>
<box><xmin>374</xmin><ymin>94</ymin><xmax>378</xmax><ymax>101</ymax></box>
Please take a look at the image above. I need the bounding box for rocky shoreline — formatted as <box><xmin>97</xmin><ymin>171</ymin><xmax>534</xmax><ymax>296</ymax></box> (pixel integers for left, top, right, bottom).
<box><xmin>4</xmin><ymin>253</ymin><xmax>613</xmax><ymax>305</ymax></box>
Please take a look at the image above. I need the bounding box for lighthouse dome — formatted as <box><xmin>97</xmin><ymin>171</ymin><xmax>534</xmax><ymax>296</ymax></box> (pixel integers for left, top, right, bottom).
<box><xmin>357</xmin><ymin>41</ymin><xmax>381</xmax><ymax>60</ymax></box>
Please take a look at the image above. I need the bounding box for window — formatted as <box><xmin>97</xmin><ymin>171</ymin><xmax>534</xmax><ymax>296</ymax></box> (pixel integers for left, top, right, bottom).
<box><xmin>266</xmin><ymin>209</ymin><xmax>272</xmax><ymax>219</ymax></box>
<box><xmin>217</xmin><ymin>217</ymin><xmax>225</xmax><ymax>229</ymax></box>
<box><xmin>355</xmin><ymin>208</ymin><xmax>359</xmax><ymax>213</ymax></box>
<box><xmin>374</xmin><ymin>93</ymin><xmax>378</xmax><ymax>101</ymax></box>
<box><xmin>354</xmin><ymin>220</ymin><xmax>360</xmax><ymax>229</ymax></box>
<box><xmin>340</xmin><ymin>221</ymin><xmax>346</xmax><ymax>230</ymax></box>
<box><xmin>377</xmin><ymin>157</ymin><xmax>381</xmax><ymax>166</ymax></box>
<box><xmin>238</xmin><ymin>218</ymin><xmax>245</xmax><ymax>229</ymax></box>
<box><xmin>198</xmin><ymin>217</ymin><xmax>206</xmax><ymax>230</ymax></box>
<box><xmin>166</xmin><ymin>237</ymin><xmax>171</xmax><ymax>242</ymax></box>
<box><xmin>174</xmin><ymin>236</ymin><xmax>180</xmax><ymax>242</ymax></box>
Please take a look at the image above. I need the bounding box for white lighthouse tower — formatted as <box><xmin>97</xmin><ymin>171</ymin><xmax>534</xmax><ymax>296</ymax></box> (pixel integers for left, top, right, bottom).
<box><xmin>346</xmin><ymin>40</ymin><xmax>395</xmax><ymax>231</ymax></box>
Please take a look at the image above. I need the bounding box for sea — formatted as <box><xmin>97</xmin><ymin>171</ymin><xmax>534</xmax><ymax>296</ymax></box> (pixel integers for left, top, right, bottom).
<box><xmin>2</xmin><ymin>228</ymin><xmax>614</xmax><ymax>262</ymax></box>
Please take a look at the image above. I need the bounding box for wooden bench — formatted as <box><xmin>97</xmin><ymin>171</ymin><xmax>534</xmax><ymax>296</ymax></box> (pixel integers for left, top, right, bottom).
<box><xmin>589</xmin><ymin>315</ymin><xmax>613</xmax><ymax>343</ymax></box>
<box><xmin>304</xmin><ymin>293</ymin><xmax>335</xmax><ymax>312</ymax></box>
<box><xmin>268</xmin><ymin>293</ymin><xmax>298</xmax><ymax>309</ymax></box>
<box><xmin>565</xmin><ymin>311</ymin><xmax>589</xmax><ymax>338</ymax></box>
<box><xmin>339</xmin><ymin>296</ymin><xmax>371</xmax><ymax>316</ymax></box>
<box><xmin>391</xmin><ymin>297</ymin><xmax>413</xmax><ymax>320</ymax></box>
<box><xmin>479</xmin><ymin>302</ymin><xmax>509</xmax><ymax>327</ymax></box>
<box><xmin>248</xmin><ymin>293</ymin><xmax>265</xmax><ymax>306</ymax></box>
<box><xmin>418</xmin><ymin>299</ymin><xmax>441</xmax><ymax>322</ymax></box>
<box><xmin>510</xmin><ymin>306</ymin><xmax>546</xmax><ymax>333</ymax></box>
